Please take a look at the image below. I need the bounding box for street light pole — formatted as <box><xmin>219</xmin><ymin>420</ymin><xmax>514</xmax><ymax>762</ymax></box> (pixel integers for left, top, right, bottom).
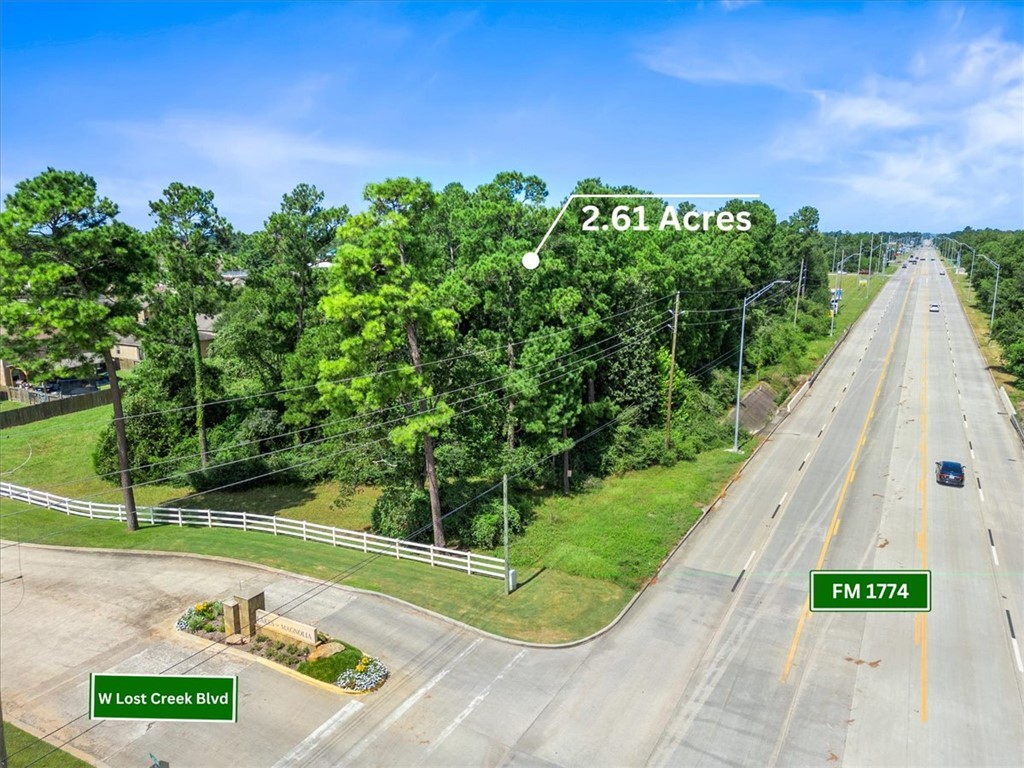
<box><xmin>732</xmin><ymin>279</ymin><xmax>791</xmax><ymax>452</ymax></box>
<box><xmin>975</xmin><ymin>252</ymin><xmax>1002</xmax><ymax>340</ymax></box>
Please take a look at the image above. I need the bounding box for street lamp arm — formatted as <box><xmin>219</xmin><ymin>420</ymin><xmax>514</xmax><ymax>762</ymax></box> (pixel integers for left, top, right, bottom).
<box><xmin>732</xmin><ymin>278</ymin><xmax>791</xmax><ymax>451</ymax></box>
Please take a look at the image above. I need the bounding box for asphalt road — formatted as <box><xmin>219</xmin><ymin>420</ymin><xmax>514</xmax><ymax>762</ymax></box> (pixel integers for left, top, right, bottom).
<box><xmin>2</xmin><ymin>245</ymin><xmax>1022</xmax><ymax>767</ymax></box>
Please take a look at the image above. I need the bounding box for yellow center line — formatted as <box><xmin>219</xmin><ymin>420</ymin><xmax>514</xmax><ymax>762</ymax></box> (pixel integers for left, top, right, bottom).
<box><xmin>781</xmin><ymin>275</ymin><xmax>916</xmax><ymax>683</ymax></box>
<box><xmin>920</xmin><ymin>293</ymin><xmax>929</xmax><ymax>722</ymax></box>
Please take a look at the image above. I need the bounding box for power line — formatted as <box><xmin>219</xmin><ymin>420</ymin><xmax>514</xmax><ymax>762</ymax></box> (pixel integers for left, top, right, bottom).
<box><xmin>0</xmin><ymin>315</ymin><xmax>669</xmax><ymax>531</ymax></box>
<box><xmin>5</xmin><ymin>310</ymin><xmax>670</xmax><ymax>505</ymax></box>
<box><xmin>105</xmin><ymin>280</ymin><xmax>772</xmax><ymax>424</ymax></box>
<box><xmin>110</xmin><ymin>291</ymin><xmax>677</xmax><ymax>422</ymax></box>
<box><xmin>7</xmin><ymin>279</ymin><xmax>806</xmax><ymax>763</ymax></box>
<box><xmin>7</xmin><ymin>347</ymin><xmax>672</xmax><ymax>767</ymax></box>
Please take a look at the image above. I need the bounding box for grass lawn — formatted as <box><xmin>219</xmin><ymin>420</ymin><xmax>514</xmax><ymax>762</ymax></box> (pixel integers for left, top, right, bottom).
<box><xmin>0</xmin><ymin>496</ymin><xmax>628</xmax><ymax>642</ymax></box>
<box><xmin>948</xmin><ymin>269</ymin><xmax>1023</xmax><ymax>417</ymax></box>
<box><xmin>0</xmin><ymin>291</ymin><xmax>861</xmax><ymax>642</ymax></box>
<box><xmin>1</xmin><ymin>721</ymin><xmax>91</xmax><ymax>767</ymax></box>
<box><xmin>0</xmin><ymin>405</ymin><xmax>377</xmax><ymax>530</ymax></box>
<box><xmin>1</xmin><ymin>399</ymin><xmax>27</xmax><ymax>412</ymax></box>
<box><xmin>744</xmin><ymin>272</ymin><xmax>882</xmax><ymax>405</ymax></box>
<box><xmin>504</xmin><ymin>449</ymin><xmax>746</xmax><ymax>589</ymax></box>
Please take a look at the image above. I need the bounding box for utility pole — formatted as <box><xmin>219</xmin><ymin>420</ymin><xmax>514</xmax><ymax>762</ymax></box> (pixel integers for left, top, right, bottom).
<box><xmin>503</xmin><ymin>474</ymin><xmax>511</xmax><ymax>595</ymax></box>
<box><xmin>793</xmin><ymin>258</ymin><xmax>805</xmax><ymax>326</ymax></box>
<box><xmin>865</xmin><ymin>242</ymin><xmax>873</xmax><ymax>299</ymax></box>
<box><xmin>732</xmin><ymin>280</ymin><xmax>790</xmax><ymax>452</ymax></box>
<box><xmin>665</xmin><ymin>291</ymin><xmax>680</xmax><ymax>450</ymax></box>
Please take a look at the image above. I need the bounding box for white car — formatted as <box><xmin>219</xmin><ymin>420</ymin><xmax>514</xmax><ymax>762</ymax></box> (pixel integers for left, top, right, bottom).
<box><xmin>929</xmin><ymin>303</ymin><xmax>940</xmax><ymax>312</ymax></box>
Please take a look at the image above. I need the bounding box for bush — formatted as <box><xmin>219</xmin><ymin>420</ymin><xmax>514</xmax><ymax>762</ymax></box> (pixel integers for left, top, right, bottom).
<box><xmin>371</xmin><ymin>485</ymin><xmax>432</xmax><ymax>540</ymax></box>
<box><xmin>469</xmin><ymin>498</ymin><xmax>522</xmax><ymax>549</ymax></box>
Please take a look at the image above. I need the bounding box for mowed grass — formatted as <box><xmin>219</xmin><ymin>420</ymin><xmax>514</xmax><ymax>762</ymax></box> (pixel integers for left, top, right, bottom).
<box><xmin>752</xmin><ymin>272</ymin><xmax>882</xmax><ymax>402</ymax></box>
<box><xmin>0</xmin><ymin>405</ymin><xmax>377</xmax><ymax>530</ymax></box>
<box><xmin>1</xmin><ymin>720</ymin><xmax>91</xmax><ymax>767</ymax></box>
<box><xmin>0</xmin><ymin>496</ymin><xmax>627</xmax><ymax>642</ymax></box>
<box><xmin>0</xmin><ymin>402</ymin><xmax>744</xmax><ymax>640</ymax></box>
<box><xmin>948</xmin><ymin>269</ymin><xmax>1023</xmax><ymax>417</ymax></box>
<box><xmin>1</xmin><ymin>398</ymin><xmax>27</xmax><ymax>412</ymax></box>
<box><xmin>505</xmin><ymin>449</ymin><xmax>746</xmax><ymax>589</ymax></box>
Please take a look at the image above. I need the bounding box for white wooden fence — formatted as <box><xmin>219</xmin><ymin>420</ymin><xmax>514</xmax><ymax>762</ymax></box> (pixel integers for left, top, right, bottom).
<box><xmin>0</xmin><ymin>481</ymin><xmax>505</xmax><ymax>580</ymax></box>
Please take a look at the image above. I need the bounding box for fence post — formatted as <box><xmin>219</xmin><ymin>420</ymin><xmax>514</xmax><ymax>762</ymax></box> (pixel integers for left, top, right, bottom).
<box><xmin>466</xmin><ymin>552</ymin><xmax>471</xmax><ymax>575</ymax></box>
<box><xmin>332</xmin><ymin>527</ymin><xmax>337</xmax><ymax>547</ymax></box>
<box><xmin>363</xmin><ymin>531</ymin><xmax>368</xmax><ymax>553</ymax></box>
<box><xmin>273</xmin><ymin>517</ymin><xmax>278</xmax><ymax>536</ymax></box>
<box><xmin>302</xmin><ymin>520</ymin><xmax>307</xmax><ymax>541</ymax></box>
<box><xmin>178</xmin><ymin>509</ymin><xmax>183</xmax><ymax>527</ymax></box>
<box><xmin>241</xmin><ymin>512</ymin><xmax>246</xmax><ymax>532</ymax></box>
<box><xmin>88</xmin><ymin>501</ymin><xmax>94</xmax><ymax>519</ymax></box>
<box><xmin>430</xmin><ymin>546</ymin><xmax>435</xmax><ymax>567</ymax></box>
<box><xmin>395</xmin><ymin>540</ymin><xmax>400</xmax><ymax>560</ymax></box>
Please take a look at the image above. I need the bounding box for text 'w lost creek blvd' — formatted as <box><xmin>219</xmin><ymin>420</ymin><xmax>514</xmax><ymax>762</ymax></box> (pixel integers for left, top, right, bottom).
<box><xmin>2</xmin><ymin>3</ymin><xmax>1023</xmax><ymax>766</ymax></box>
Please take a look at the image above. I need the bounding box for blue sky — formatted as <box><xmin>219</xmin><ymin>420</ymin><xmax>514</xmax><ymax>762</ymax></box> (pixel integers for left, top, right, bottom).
<box><xmin>2</xmin><ymin>1</ymin><xmax>1021</xmax><ymax>233</ymax></box>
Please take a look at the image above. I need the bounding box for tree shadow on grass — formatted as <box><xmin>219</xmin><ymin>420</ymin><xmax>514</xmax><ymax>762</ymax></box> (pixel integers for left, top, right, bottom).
<box><xmin>152</xmin><ymin>482</ymin><xmax>317</xmax><ymax>520</ymax></box>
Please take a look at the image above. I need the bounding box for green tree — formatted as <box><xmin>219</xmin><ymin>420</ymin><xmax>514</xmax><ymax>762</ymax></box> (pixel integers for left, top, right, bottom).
<box><xmin>147</xmin><ymin>183</ymin><xmax>232</xmax><ymax>467</ymax></box>
<box><xmin>215</xmin><ymin>184</ymin><xmax>347</xmax><ymax>393</ymax></box>
<box><xmin>0</xmin><ymin>168</ymin><xmax>154</xmax><ymax>530</ymax></box>
<box><xmin>320</xmin><ymin>178</ymin><xmax>457</xmax><ymax>547</ymax></box>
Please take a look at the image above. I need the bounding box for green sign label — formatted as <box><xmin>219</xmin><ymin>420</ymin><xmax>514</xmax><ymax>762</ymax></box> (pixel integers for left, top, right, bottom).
<box><xmin>810</xmin><ymin>570</ymin><xmax>931</xmax><ymax>612</ymax></box>
<box><xmin>90</xmin><ymin>674</ymin><xmax>237</xmax><ymax>722</ymax></box>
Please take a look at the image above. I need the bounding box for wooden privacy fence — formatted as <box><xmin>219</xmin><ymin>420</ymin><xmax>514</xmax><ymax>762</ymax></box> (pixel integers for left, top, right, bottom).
<box><xmin>0</xmin><ymin>481</ymin><xmax>505</xmax><ymax>580</ymax></box>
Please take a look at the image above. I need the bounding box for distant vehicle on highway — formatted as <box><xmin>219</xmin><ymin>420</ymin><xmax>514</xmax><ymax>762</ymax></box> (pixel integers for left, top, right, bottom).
<box><xmin>935</xmin><ymin>461</ymin><xmax>965</xmax><ymax>487</ymax></box>
<box><xmin>939</xmin><ymin>270</ymin><xmax>945</xmax><ymax>275</ymax></box>
<box><xmin>929</xmin><ymin>303</ymin><xmax>940</xmax><ymax>312</ymax></box>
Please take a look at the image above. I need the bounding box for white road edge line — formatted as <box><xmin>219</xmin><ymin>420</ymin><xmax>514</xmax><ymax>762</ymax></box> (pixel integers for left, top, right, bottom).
<box><xmin>991</xmin><ymin>546</ymin><xmax>999</xmax><ymax>567</ymax></box>
<box><xmin>1013</xmin><ymin>638</ymin><xmax>1024</xmax><ymax>674</ymax></box>
<box><xmin>979</xmin><ymin>488</ymin><xmax>985</xmax><ymax>503</ymax></box>
<box><xmin>343</xmin><ymin>637</ymin><xmax>484</xmax><ymax>762</ymax></box>
<box><xmin>742</xmin><ymin>549</ymin><xmax>756</xmax><ymax>571</ymax></box>
<box><xmin>273</xmin><ymin>700</ymin><xmax>365</xmax><ymax>767</ymax></box>
<box><xmin>427</xmin><ymin>650</ymin><xmax>528</xmax><ymax>755</ymax></box>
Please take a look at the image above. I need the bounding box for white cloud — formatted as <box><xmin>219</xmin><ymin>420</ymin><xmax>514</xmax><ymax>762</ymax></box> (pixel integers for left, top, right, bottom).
<box><xmin>720</xmin><ymin>1</ymin><xmax>761</xmax><ymax>11</ymax></box>
<box><xmin>776</xmin><ymin>32</ymin><xmax>1023</xmax><ymax>228</ymax></box>
<box><xmin>99</xmin><ymin>115</ymin><xmax>392</xmax><ymax>173</ymax></box>
<box><xmin>86</xmin><ymin>114</ymin><xmax>405</xmax><ymax>230</ymax></box>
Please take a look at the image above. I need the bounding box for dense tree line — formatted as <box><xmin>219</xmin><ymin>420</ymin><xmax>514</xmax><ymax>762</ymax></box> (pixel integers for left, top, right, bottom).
<box><xmin>940</xmin><ymin>228</ymin><xmax>1024</xmax><ymax>379</ymax></box>
<box><xmin>4</xmin><ymin>168</ymin><xmax>845</xmax><ymax>546</ymax></box>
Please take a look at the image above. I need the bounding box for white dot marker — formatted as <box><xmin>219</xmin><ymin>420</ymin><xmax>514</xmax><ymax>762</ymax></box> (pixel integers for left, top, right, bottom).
<box><xmin>522</xmin><ymin>252</ymin><xmax>539</xmax><ymax>270</ymax></box>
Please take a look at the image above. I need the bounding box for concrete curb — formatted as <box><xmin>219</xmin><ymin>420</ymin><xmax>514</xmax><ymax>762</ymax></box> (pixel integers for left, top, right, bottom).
<box><xmin>175</xmin><ymin>630</ymin><xmax>354</xmax><ymax>697</ymax></box>
<box><xmin>0</xmin><ymin>295</ymin><xmax>872</xmax><ymax>654</ymax></box>
<box><xmin>0</xmin><ymin>714</ymin><xmax>112</xmax><ymax>768</ymax></box>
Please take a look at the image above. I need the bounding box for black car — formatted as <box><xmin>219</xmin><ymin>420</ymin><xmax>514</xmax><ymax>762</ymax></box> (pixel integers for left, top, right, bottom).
<box><xmin>935</xmin><ymin>461</ymin><xmax>965</xmax><ymax>487</ymax></box>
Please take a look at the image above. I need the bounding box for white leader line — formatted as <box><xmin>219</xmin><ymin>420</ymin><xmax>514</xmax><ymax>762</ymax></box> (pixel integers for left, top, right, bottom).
<box><xmin>533</xmin><ymin>193</ymin><xmax>761</xmax><ymax>254</ymax></box>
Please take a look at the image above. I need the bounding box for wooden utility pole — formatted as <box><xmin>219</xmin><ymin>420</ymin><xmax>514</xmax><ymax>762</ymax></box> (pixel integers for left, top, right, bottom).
<box><xmin>104</xmin><ymin>350</ymin><xmax>138</xmax><ymax>531</ymax></box>
<box><xmin>665</xmin><ymin>291</ymin><xmax>680</xmax><ymax>449</ymax></box>
<box><xmin>793</xmin><ymin>258</ymin><xmax>805</xmax><ymax>326</ymax></box>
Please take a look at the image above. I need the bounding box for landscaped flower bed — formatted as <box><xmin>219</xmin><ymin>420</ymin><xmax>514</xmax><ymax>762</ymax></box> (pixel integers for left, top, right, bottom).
<box><xmin>174</xmin><ymin>601</ymin><xmax>225</xmax><ymax>640</ymax></box>
<box><xmin>336</xmin><ymin>656</ymin><xmax>389</xmax><ymax>693</ymax></box>
<box><xmin>175</xmin><ymin>602</ymin><xmax>388</xmax><ymax>692</ymax></box>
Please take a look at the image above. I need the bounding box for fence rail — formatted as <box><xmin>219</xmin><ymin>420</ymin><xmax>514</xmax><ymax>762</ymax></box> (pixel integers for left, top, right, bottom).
<box><xmin>0</xmin><ymin>481</ymin><xmax>505</xmax><ymax>579</ymax></box>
